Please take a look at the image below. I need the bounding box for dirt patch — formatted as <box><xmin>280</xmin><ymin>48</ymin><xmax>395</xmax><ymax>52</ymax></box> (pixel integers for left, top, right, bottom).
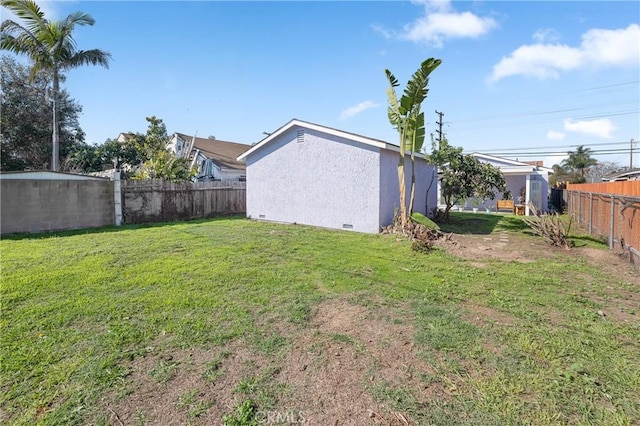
<box><xmin>103</xmin><ymin>341</ymin><xmax>273</xmax><ymax>426</ymax></box>
<box><xmin>99</xmin><ymin>298</ymin><xmax>452</xmax><ymax>425</ymax></box>
<box><xmin>578</xmin><ymin>247</ymin><xmax>640</xmax><ymax>287</ymax></box>
<box><xmin>437</xmin><ymin>233</ymin><xmax>541</xmax><ymax>264</ymax></box>
<box><xmin>273</xmin><ymin>299</ymin><xmax>450</xmax><ymax>424</ymax></box>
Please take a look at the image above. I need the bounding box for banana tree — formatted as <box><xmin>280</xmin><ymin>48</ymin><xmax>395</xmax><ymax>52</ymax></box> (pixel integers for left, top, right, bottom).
<box><xmin>385</xmin><ymin>58</ymin><xmax>441</xmax><ymax>225</ymax></box>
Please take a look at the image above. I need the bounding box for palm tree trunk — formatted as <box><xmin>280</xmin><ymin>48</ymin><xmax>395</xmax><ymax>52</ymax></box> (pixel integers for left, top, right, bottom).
<box><xmin>52</xmin><ymin>70</ymin><xmax>60</xmax><ymax>171</ymax></box>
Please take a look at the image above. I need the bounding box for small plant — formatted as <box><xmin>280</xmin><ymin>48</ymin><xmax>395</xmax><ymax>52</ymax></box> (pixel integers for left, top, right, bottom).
<box><xmin>382</xmin><ymin>212</ymin><xmax>443</xmax><ymax>253</ymax></box>
<box><xmin>523</xmin><ymin>203</ymin><xmax>573</xmax><ymax>249</ymax></box>
<box><xmin>222</xmin><ymin>399</ymin><xmax>259</xmax><ymax>426</ymax></box>
<box><xmin>149</xmin><ymin>360</ymin><xmax>178</xmax><ymax>383</ymax></box>
<box><xmin>177</xmin><ymin>389</ymin><xmax>198</xmax><ymax>409</ymax></box>
<box><xmin>411</xmin><ymin>212</ymin><xmax>440</xmax><ymax>231</ymax></box>
<box><xmin>203</xmin><ymin>358</ymin><xmax>224</xmax><ymax>383</ymax></box>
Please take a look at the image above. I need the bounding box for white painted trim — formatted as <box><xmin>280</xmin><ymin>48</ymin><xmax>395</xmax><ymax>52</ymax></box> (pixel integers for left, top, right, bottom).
<box><xmin>472</xmin><ymin>152</ymin><xmax>534</xmax><ymax>167</ymax></box>
<box><xmin>237</xmin><ymin>119</ymin><xmax>424</xmax><ymax>161</ymax></box>
<box><xmin>525</xmin><ymin>174</ymin><xmax>531</xmax><ymax>216</ymax></box>
<box><xmin>0</xmin><ymin>171</ymin><xmax>109</xmax><ymax>181</ymax></box>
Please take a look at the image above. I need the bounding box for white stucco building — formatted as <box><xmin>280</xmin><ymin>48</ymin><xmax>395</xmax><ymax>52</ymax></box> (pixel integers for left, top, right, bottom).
<box><xmin>237</xmin><ymin>119</ymin><xmax>437</xmax><ymax>233</ymax></box>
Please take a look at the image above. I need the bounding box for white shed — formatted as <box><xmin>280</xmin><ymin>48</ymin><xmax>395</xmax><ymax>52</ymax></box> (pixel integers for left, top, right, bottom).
<box><xmin>237</xmin><ymin>119</ymin><xmax>437</xmax><ymax>233</ymax></box>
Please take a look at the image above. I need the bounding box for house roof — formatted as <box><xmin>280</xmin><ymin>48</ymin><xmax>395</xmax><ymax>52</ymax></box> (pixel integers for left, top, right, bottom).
<box><xmin>175</xmin><ymin>133</ymin><xmax>250</xmax><ymax>171</ymax></box>
<box><xmin>237</xmin><ymin>118</ymin><xmax>424</xmax><ymax>161</ymax></box>
<box><xmin>471</xmin><ymin>153</ymin><xmax>554</xmax><ymax>174</ymax></box>
<box><xmin>602</xmin><ymin>168</ymin><xmax>640</xmax><ymax>181</ymax></box>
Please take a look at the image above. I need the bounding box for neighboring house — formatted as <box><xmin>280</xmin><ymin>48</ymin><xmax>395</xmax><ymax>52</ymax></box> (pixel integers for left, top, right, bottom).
<box><xmin>168</xmin><ymin>133</ymin><xmax>250</xmax><ymax>182</ymax></box>
<box><xmin>602</xmin><ymin>168</ymin><xmax>640</xmax><ymax>182</ymax></box>
<box><xmin>236</xmin><ymin>119</ymin><xmax>437</xmax><ymax>233</ymax></box>
<box><xmin>437</xmin><ymin>153</ymin><xmax>553</xmax><ymax>215</ymax></box>
<box><xmin>116</xmin><ymin>132</ymin><xmax>133</xmax><ymax>143</ymax></box>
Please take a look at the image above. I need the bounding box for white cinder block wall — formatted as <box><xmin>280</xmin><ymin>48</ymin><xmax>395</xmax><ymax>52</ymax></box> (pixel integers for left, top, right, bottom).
<box><xmin>246</xmin><ymin>126</ymin><xmax>382</xmax><ymax>233</ymax></box>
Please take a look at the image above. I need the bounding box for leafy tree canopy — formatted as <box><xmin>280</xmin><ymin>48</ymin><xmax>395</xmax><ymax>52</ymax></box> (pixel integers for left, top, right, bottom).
<box><xmin>1</xmin><ymin>0</ymin><xmax>111</xmax><ymax>171</ymax></box>
<box><xmin>562</xmin><ymin>145</ymin><xmax>598</xmax><ymax>178</ymax></box>
<box><xmin>127</xmin><ymin>116</ymin><xmax>194</xmax><ymax>182</ymax></box>
<box><xmin>0</xmin><ymin>55</ymin><xmax>84</xmax><ymax>170</ymax></box>
<box><xmin>434</xmin><ymin>138</ymin><xmax>508</xmax><ymax>220</ymax></box>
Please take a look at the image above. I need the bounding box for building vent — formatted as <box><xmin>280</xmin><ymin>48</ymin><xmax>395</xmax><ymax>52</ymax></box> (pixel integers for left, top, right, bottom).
<box><xmin>259</xmin><ymin>214</ymin><xmax>265</xmax><ymax>219</ymax></box>
<box><xmin>297</xmin><ymin>129</ymin><xmax>305</xmax><ymax>143</ymax></box>
<box><xmin>342</xmin><ymin>224</ymin><xmax>353</xmax><ymax>229</ymax></box>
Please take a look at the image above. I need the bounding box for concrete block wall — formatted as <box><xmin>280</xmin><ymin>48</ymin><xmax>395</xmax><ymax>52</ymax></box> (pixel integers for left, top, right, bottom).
<box><xmin>1</xmin><ymin>179</ymin><xmax>115</xmax><ymax>234</ymax></box>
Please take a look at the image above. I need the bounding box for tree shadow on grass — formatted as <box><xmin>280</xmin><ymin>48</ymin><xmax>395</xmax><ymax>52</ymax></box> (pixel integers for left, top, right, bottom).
<box><xmin>570</xmin><ymin>234</ymin><xmax>608</xmax><ymax>248</ymax></box>
<box><xmin>437</xmin><ymin>212</ymin><xmax>529</xmax><ymax>235</ymax></box>
<box><xmin>1</xmin><ymin>214</ymin><xmax>247</xmax><ymax>241</ymax></box>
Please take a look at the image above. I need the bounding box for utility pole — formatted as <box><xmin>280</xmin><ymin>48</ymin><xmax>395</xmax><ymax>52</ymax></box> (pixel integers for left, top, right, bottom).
<box><xmin>435</xmin><ymin>110</ymin><xmax>444</xmax><ymax>149</ymax></box>
<box><xmin>631</xmin><ymin>138</ymin><xmax>635</xmax><ymax>170</ymax></box>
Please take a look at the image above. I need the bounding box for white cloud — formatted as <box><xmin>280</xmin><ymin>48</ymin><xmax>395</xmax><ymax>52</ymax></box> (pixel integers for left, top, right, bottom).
<box><xmin>371</xmin><ymin>24</ymin><xmax>392</xmax><ymax>40</ymax></box>
<box><xmin>375</xmin><ymin>0</ymin><xmax>497</xmax><ymax>48</ymax></box>
<box><xmin>546</xmin><ymin>130</ymin><xmax>565</xmax><ymax>141</ymax></box>
<box><xmin>404</xmin><ymin>11</ymin><xmax>498</xmax><ymax>47</ymax></box>
<box><xmin>490</xmin><ymin>24</ymin><xmax>640</xmax><ymax>81</ymax></box>
<box><xmin>533</xmin><ymin>28</ymin><xmax>561</xmax><ymax>43</ymax></box>
<box><xmin>563</xmin><ymin>118</ymin><xmax>617</xmax><ymax>139</ymax></box>
<box><xmin>340</xmin><ymin>101</ymin><xmax>380</xmax><ymax>121</ymax></box>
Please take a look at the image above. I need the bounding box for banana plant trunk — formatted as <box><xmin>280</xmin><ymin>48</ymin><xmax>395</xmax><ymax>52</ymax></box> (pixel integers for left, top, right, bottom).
<box><xmin>51</xmin><ymin>70</ymin><xmax>60</xmax><ymax>171</ymax></box>
<box><xmin>408</xmin><ymin>151</ymin><xmax>416</xmax><ymax>215</ymax></box>
<box><xmin>397</xmin><ymin>157</ymin><xmax>407</xmax><ymax>226</ymax></box>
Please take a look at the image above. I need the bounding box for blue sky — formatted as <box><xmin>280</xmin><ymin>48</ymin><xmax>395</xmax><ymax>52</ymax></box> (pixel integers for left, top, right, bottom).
<box><xmin>3</xmin><ymin>1</ymin><xmax>639</xmax><ymax>167</ymax></box>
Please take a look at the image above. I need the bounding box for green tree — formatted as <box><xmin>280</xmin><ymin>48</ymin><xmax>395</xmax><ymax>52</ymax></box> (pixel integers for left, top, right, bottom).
<box><xmin>125</xmin><ymin>116</ymin><xmax>171</xmax><ymax>164</ymax></box>
<box><xmin>134</xmin><ymin>150</ymin><xmax>194</xmax><ymax>182</ymax></box>
<box><xmin>549</xmin><ymin>163</ymin><xmax>574</xmax><ymax>187</ymax></box>
<box><xmin>438</xmin><ymin>140</ymin><xmax>508</xmax><ymax>220</ymax></box>
<box><xmin>128</xmin><ymin>116</ymin><xmax>194</xmax><ymax>182</ymax></box>
<box><xmin>0</xmin><ymin>55</ymin><xmax>84</xmax><ymax>170</ymax></box>
<box><xmin>385</xmin><ymin>58</ymin><xmax>442</xmax><ymax>225</ymax></box>
<box><xmin>562</xmin><ymin>145</ymin><xmax>598</xmax><ymax>179</ymax></box>
<box><xmin>1</xmin><ymin>0</ymin><xmax>111</xmax><ymax>171</ymax></box>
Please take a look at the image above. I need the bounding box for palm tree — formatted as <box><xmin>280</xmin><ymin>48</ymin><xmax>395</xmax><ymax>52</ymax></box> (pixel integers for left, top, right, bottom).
<box><xmin>1</xmin><ymin>0</ymin><xmax>111</xmax><ymax>171</ymax></box>
<box><xmin>385</xmin><ymin>58</ymin><xmax>441</xmax><ymax>225</ymax></box>
<box><xmin>562</xmin><ymin>145</ymin><xmax>598</xmax><ymax>179</ymax></box>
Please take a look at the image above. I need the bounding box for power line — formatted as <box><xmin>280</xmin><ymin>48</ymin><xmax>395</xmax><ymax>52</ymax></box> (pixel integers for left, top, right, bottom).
<box><xmin>479</xmin><ymin>140</ymin><xmax>633</xmax><ymax>153</ymax></box>
<box><xmin>448</xmin><ymin>110</ymin><xmax>639</xmax><ymax>131</ymax></box>
<box><xmin>465</xmin><ymin>148</ymin><xmax>634</xmax><ymax>157</ymax></box>
<box><xmin>562</xmin><ymin>80</ymin><xmax>639</xmax><ymax>94</ymax></box>
<box><xmin>448</xmin><ymin>100</ymin><xmax>639</xmax><ymax>125</ymax></box>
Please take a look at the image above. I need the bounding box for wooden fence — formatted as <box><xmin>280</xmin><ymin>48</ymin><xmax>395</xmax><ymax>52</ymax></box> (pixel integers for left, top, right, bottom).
<box><xmin>567</xmin><ymin>181</ymin><xmax>640</xmax><ymax>196</ymax></box>
<box><xmin>567</xmin><ymin>187</ymin><xmax>639</xmax><ymax>268</ymax></box>
<box><xmin>121</xmin><ymin>179</ymin><xmax>246</xmax><ymax>224</ymax></box>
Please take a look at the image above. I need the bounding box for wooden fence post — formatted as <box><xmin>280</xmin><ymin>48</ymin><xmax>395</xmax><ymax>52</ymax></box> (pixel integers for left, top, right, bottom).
<box><xmin>609</xmin><ymin>195</ymin><xmax>615</xmax><ymax>249</ymax></box>
<box><xmin>589</xmin><ymin>192</ymin><xmax>593</xmax><ymax>235</ymax></box>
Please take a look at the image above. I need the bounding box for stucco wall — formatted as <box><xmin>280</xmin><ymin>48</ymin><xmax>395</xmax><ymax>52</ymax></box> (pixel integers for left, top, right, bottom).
<box><xmin>379</xmin><ymin>150</ymin><xmax>435</xmax><ymax>227</ymax></box>
<box><xmin>246</xmin><ymin>126</ymin><xmax>382</xmax><ymax>233</ymax></box>
<box><xmin>1</xmin><ymin>179</ymin><xmax>115</xmax><ymax>234</ymax></box>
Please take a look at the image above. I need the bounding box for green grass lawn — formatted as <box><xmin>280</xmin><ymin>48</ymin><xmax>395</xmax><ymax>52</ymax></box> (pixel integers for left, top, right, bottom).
<box><xmin>1</xmin><ymin>215</ymin><xmax>638</xmax><ymax>425</ymax></box>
